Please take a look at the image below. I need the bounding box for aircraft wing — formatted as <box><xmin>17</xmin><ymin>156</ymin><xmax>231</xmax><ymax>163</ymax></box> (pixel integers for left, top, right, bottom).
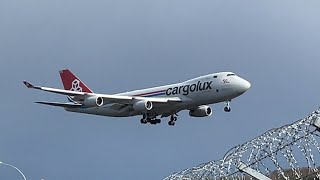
<box><xmin>23</xmin><ymin>81</ymin><xmax>182</xmax><ymax>105</ymax></box>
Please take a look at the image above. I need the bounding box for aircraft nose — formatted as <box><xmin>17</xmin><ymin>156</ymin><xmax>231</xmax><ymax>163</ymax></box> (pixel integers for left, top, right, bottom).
<box><xmin>238</xmin><ymin>78</ymin><xmax>251</xmax><ymax>93</ymax></box>
<box><xmin>243</xmin><ymin>79</ymin><xmax>251</xmax><ymax>90</ymax></box>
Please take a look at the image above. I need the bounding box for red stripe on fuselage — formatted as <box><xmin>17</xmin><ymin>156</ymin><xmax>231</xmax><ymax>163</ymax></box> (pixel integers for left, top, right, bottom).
<box><xmin>133</xmin><ymin>90</ymin><xmax>166</xmax><ymax>97</ymax></box>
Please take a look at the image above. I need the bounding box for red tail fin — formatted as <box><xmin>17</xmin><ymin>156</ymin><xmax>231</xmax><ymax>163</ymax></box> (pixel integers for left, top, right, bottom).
<box><xmin>59</xmin><ymin>69</ymin><xmax>93</xmax><ymax>93</ymax></box>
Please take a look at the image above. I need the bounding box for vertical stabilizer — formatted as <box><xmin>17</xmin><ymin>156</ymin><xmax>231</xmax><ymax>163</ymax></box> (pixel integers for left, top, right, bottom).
<box><xmin>59</xmin><ymin>69</ymin><xmax>93</xmax><ymax>93</ymax></box>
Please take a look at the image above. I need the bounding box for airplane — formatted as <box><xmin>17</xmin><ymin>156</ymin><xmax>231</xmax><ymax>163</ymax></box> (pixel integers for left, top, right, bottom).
<box><xmin>23</xmin><ymin>69</ymin><xmax>251</xmax><ymax>126</ymax></box>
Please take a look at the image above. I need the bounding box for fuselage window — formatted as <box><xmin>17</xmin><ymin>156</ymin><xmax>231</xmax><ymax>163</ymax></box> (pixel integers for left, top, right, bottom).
<box><xmin>213</xmin><ymin>75</ymin><xmax>218</xmax><ymax>78</ymax></box>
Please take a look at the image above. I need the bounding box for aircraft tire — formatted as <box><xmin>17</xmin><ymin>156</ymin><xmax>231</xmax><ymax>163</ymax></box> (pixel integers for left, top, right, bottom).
<box><xmin>140</xmin><ymin>119</ymin><xmax>147</xmax><ymax>124</ymax></box>
<box><xmin>168</xmin><ymin>121</ymin><xmax>175</xmax><ymax>126</ymax></box>
<box><xmin>150</xmin><ymin>120</ymin><xmax>157</xmax><ymax>125</ymax></box>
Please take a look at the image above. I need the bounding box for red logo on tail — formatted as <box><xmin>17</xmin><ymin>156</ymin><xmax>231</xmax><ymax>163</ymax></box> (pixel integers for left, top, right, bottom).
<box><xmin>70</xmin><ymin>79</ymin><xmax>82</xmax><ymax>92</ymax></box>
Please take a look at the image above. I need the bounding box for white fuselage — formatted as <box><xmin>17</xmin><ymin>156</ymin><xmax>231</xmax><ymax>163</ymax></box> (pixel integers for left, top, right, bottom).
<box><xmin>65</xmin><ymin>72</ymin><xmax>251</xmax><ymax>118</ymax></box>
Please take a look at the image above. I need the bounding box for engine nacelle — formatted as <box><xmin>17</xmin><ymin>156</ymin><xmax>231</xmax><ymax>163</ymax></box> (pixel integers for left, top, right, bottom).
<box><xmin>189</xmin><ymin>105</ymin><xmax>212</xmax><ymax>117</ymax></box>
<box><xmin>133</xmin><ymin>101</ymin><xmax>153</xmax><ymax>112</ymax></box>
<box><xmin>83</xmin><ymin>96</ymin><xmax>104</xmax><ymax>107</ymax></box>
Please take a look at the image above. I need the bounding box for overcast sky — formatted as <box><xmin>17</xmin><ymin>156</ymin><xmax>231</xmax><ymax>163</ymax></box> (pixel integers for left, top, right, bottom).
<box><xmin>0</xmin><ymin>0</ymin><xmax>320</xmax><ymax>179</ymax></box>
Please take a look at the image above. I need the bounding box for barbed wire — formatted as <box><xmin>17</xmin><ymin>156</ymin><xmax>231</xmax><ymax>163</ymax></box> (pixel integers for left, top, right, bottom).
<box><xmin>164</xmin><ymin>108</ymin><xmax>320</xmax><ymax>180</ymax></box>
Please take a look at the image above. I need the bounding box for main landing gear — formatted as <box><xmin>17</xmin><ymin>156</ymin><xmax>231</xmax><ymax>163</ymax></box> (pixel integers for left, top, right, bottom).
<box><xmin>168</xmin><ymin>114</ymin><xmax>178</xmax><ymax>126</ymax></box>
<box><xmin>224</xmin><ymin>100</ymin><xmax>231</xmax><ymax>112</ymax></box>
<box><xmin>140</xmin><ymin>114</ymin><xmax>178</xmax><ymax>126</ymax></box>
<box><xmin>140</xmin><ymin>114</ymin><xmax>161</xmax><ymax>125</ymax></box>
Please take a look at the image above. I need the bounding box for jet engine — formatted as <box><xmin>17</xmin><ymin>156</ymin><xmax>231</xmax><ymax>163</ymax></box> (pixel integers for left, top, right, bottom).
<box><xmin>133</xmin><ymin>101</ymin><xmax>153</xmax><ymax>112</ymax></box>
<box><xmin>189</xmin><ymin>105</ymin><xmax>212</xmax><ymax>117</ymax></box>
<box><xmin>83</xmin><ymin>96</ymin><xmax>104</xmax><ymax>107</ymax></box>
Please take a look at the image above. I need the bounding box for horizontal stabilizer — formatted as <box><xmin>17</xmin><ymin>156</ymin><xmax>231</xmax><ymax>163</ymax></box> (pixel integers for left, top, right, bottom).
<box><xmin>35</xmin><ymin>101</ymin><xmax>83</xmax><ymax>108</ymax></box>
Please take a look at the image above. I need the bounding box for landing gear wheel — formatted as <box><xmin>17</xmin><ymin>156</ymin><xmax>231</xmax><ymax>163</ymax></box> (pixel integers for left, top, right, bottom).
<box><xmin>150</xmin><ymin>119</ymin><xmax>161</xmax><ymax>125</ymax></box>
<box><xmin>224</xmin><ymin>107</ymin><xmax>231</xmax><ymax>112</ymax></box>
<box><xmin>140</xmin><ymin>118</ymin><xmax>147</xmax><ymax>124</ymax></box>
<box><xmin>168</xmin><ymin>121</ymin><xmax>175</xmax><ymax>126</ymax></box>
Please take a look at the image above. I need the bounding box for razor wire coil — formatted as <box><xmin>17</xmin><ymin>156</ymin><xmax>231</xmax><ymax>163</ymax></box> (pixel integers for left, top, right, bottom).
<box><xmin>165</xmin><ymin>108</ymin><xmax>320</xmax><ymax>180</ymax></box>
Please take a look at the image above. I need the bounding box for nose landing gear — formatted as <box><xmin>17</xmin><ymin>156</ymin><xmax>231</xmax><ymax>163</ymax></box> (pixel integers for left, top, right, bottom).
<box><xmin>224</xmin><ymin>101</ymin><xmax>231</xmax><ymax>112</ymax></box>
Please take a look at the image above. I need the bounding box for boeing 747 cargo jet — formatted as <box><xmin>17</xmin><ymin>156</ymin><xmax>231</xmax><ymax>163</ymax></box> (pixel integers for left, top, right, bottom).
<box><xmin>23</xmin><ymin>69</ymin><xmax>251</xmax><ymax>126</ymax></box>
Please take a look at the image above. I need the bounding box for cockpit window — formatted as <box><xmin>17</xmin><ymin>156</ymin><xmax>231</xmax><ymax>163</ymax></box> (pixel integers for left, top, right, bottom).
<box><xmin>213</xmin><ymin>75</ymin><xmax>218</xmax><ymax>78</ymax></box>
<box><xmin>227</xmin><ymin>74</ymin><xmax>235</xmax><ymax>76</ymax></box>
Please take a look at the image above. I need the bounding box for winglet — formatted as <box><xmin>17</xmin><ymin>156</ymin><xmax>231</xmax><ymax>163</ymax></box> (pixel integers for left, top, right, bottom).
<box><xmin>23</xmin><ymin>81</ymin><xmax>34</xmax><ymax>88</ymax></box>
<box><xmin>23</xmin><ymin>81</ymin><xmax>42</xmax><ymax>90</ymax></box>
